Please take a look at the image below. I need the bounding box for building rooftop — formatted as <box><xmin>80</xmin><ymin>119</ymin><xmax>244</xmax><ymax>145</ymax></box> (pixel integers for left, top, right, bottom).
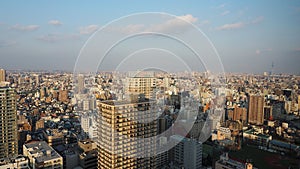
<box><xmin>270</xmin><ymin>140</ymin><xmax>300</xmax><ymax>150</ymax></box>
<box><xmin>0</xmin><ymin>155</ymin><xmax>28</xmax><ymax>166</ymax></box>
<box><xmin>0</xmin><ymin>84</ymin><xmax>11</xmax><ymax>89</ymax></box>
<box><xmin>170</xmin><ymin>135</ymin><xmax>185</xmax><ymax>142</ymax></box>
<box><xmin>217</xmin><ymin>153</ymin><xmax>258</xmax><ymax>169</ymax></box>
<box><xmin>24</xmin><ymin>141</ymin><xmax>62</xmax><ymax>163</ymax></box>
<box><xmin>44</xmin><ymin>129</ymin><xmax>64</xmax><ymax>138</ymax></box>
<box><xmin>78</xmin><ymin>139</ymin><xmax>97</xmax><ymax>153</ymax></box>
<box><xmin>100</xmin><ymin>98</ymin><xmax>154</xmax><ymax>106</ymax></box>
<box><xmin>244</xmin><ymin>128</ymin><xmax>271</xmax><ymax>139</ymax></box>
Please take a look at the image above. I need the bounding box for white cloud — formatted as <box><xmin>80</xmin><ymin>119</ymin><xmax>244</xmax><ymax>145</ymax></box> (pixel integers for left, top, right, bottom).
<box><xmin>146</xmin><ymin>14</ymin><xmax>198</xmax><ymax>33</ymax></box>
<box><xmin>37</xmin><ymin>33</ymin><xmax>61</xmax><ymax>42</ymax></box>
<box><xmin>37</xmin><ymin>33</ymin><xmax>80</xmax><ymax>42</ymax></box>
<box><xmin>78</xmin><ymin>14</ymin><xmax>200</xmax><ymax>35</ymax></box>
<box><xmin>0</xmin><ymin>40</ymin><xmax>16</xmax><ymax>47</ymax></box>
<box><xmin>10</xmin><ymin>24</ymin><xmax>40</xmax><ymax>31</ymax></box>
<box><xmin>216</xmin><ymin>16</ymin><xmax>264</xmax><ymax>31</ymax></box>
<box><xmin>216</xmin><ymin>22</ymin><xmax>245</xmax><ymax>30</ymax></box>
<box><xmin>79</xmin><ymin>25</ymin><xmax>99</xmax><ymax>35</ymax></box>
<box><xmin>107</xmin><ymin>14</ymin><xmax>199</xmax><ymax>34</ymax></box>
<box><xmin>177</xmin><ymin>14</ymin><xmax>198</xmax><ymax>23</ymax></box>
<box><xmin>221</xmin><ymin>10</ymin><xmax>230</xmax><ymax>16</ymax></box>
<box><xmin>256</xmin><ymin>48</ymin><xmax>272</xmax><ymax>55</ymax></box>
<box><xmin>48</xmin><ymin>20</ymin><xmax>62</xmax><ymax>26</ymax></box>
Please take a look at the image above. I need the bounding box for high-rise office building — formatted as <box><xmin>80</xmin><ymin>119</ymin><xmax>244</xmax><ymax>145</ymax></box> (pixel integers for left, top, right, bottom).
<box><xmin>0</xmin><ymin>69</ymin><xmax>6</xmax><ymax>82</ymax></box>
<box><xmin>97</xmin><ymin>96</ymin><xmax>157</xmax><ymax>169</ymax></box>
<box><xmin>248</xmin><ymin>95</ymin><xmax>264</xmax><ymax>125</ymax></box>
<box><xmin>0</xmin><ymin>87</ymin><xmax>18</xmax><ymax>158</ymax></box>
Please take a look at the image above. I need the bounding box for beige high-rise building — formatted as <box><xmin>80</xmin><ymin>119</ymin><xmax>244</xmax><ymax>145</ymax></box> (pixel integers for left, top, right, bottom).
<box><xmin>126</xmin><ymin>77</ymin><xmax>157</xmax><ymax>99</ymax></box>
<box><xmin>97</xmin><ymin>97</ymin><xmax>157</xmax><ymax>169</ymax></box>
<box><xmin>232</xmin><ymin>105</ymin><xmax>247</xmax><ymax>122</ymax></box>
<box><xmin>58</xmin><ymin>89</ymin><xmax>68</xmax><ymax>102</ymax></box>
<box><xmin>0</xmin><ymin>69</ymin><xmax>6</xmax><ymax>82</ymax></box>
<box><xmin>248</xmin><ymin>95</ymin><xmax>264</xmax><ymax>125</ymax></box>
<box><xmin>0</xmin><ymin>87</ymin><xmax>18</xmax><ymax>158</ymax></box>
<box><xmin>77</xmin><ymin>74</ymin><xmax>85</xmax><ymax>94</ymax></box>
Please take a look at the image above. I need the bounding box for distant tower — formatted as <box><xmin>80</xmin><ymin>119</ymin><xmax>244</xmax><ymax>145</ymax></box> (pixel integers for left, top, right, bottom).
<box><xmin>271</xmin><ymin>61</ymin><xmax>274</xmax><ymax>76</ymax></box>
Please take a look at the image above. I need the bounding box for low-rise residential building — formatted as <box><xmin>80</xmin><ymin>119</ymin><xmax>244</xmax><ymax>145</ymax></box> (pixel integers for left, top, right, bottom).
<box><xmin>23</xmin><ymin>141</ymin><xmax>63</xmax><ymax>169</ymax></box>
<box><xmin>78</xmin><ymin>140</ymin><xmax>97</xmax><ymax>169</ymax></box>
<box><xmin>215</xmin><ymin>153</ymin><xmax>257</xmax><ymax>169</ymax></box>
<box><xmin>43</xmin><ymin>129</ymin><xmax>64</xmax><ymax>147</ymax></box>
<box><xmin>243</xmin><ymin>128</ymin><xmax>272</xmax><ymax>147</ymax></box>
<box><xmin>212</xmin><ymin>127</ymin><xmax>232</xmax><ymax>141</ymax></box>
<box><xmin>269</xmin><ymin>140</ymin><xmax>300</xmax><ymax>155</ymax></box>
<box><xmin>0</xmin><ymin>155</ymin><xmax>30</xmax><ymax>169</ymax></box>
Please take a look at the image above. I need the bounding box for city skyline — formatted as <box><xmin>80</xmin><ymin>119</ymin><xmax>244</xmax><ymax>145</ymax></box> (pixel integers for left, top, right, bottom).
<box><xmin>0</xmin><ymin>68</ymin><xmax>299</xmax><ymax>168</ymax></box>
<box><xmin>0</xmin><ymin>1</ymin><xmax>300</xmax><ymax>169</ymax></box>
<box><xmin>0</xmin><ymin>1</ymin><xmax>299</xmax><ymax>74</ymax></box>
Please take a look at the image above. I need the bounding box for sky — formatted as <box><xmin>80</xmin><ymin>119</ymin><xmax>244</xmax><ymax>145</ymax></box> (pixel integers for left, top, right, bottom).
<box><xmin>0</xmin><ymin>1</ymin><xmax>299</xmax><ymax>74</ymax></box>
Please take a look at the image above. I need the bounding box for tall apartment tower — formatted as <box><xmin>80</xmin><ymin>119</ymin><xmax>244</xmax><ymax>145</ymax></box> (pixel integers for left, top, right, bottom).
<box><xmin>0</xmin><ymin>87</ymin><xmax>18</xmax><ymax>158</ymax></box>
<box><xmin>126</xmin><ymin>77</ymin><xmax>157</xmax><ymax>99</ymax></box>
<box><xmin>77</xmin><ymin>74</ymin><xmax>85</xmax><ymax>94</ymax></box>
<box><xmin>0</xmin><ymin>69</ymin><xmax>6</xmax><ymax>82</ymax></box>
<box><xmin>97</xmin><ymin>96</ymin><xmax>157</xmax><ymax>169</ymax></box>
<box><xmin>248</xmin><ymin>95</ymin><xmax>264</xmax><ymax>125</ymax></box>
<box><xmin>233</xmin><ymin>105</ymin><xmax>247</xmax><ymax>122</ymax></box>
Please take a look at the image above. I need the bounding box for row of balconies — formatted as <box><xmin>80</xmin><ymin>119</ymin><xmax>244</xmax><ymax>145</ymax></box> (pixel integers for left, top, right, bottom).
<box><xmin>100</xmin><ymin>110</ymin><xmax>156</xmax><ymax>118</ymax></box>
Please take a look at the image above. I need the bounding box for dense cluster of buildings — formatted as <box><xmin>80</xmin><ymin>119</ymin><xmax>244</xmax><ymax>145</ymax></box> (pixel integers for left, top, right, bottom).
<box><xmin>0</xmin><ymin>68</ymin><xmax>300</xmax><ymax>168</ymax></box>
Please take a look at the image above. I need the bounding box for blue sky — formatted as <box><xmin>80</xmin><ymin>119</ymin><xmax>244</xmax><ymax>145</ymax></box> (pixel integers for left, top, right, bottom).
<box><xmin>0</xmin><ymin>1</ymin><xmax>299</xmax><ymax>74</ymax></box>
